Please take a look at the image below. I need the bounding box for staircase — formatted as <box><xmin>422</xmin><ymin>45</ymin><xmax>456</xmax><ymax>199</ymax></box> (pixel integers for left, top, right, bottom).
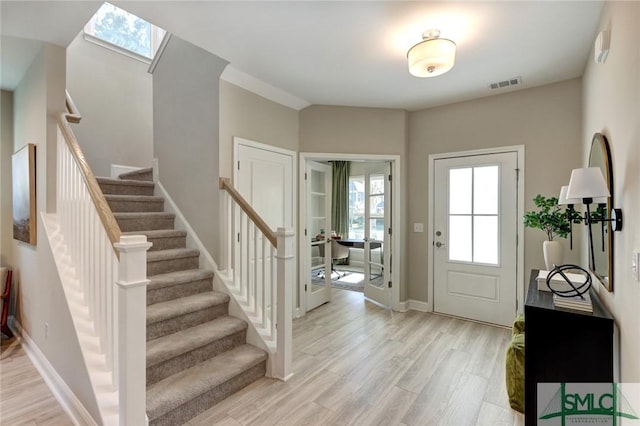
<box><xmin>97</xmin><ymin>168</ymin><xmax>267</xmax><ymax>426</ymax></box>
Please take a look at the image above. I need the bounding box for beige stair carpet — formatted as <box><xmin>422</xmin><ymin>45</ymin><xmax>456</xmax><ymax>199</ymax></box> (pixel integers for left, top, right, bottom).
<box><xmin>98</xmin><ymin>168</ymin><xmax>267</xmax><ymax>426</ymax></box>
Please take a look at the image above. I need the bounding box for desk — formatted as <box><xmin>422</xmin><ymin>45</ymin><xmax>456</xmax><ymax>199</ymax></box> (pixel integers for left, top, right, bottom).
<box><xmin>334</xmin><ymin>239</ymin><xmax>382</xmax><ymax>250</ymax></box>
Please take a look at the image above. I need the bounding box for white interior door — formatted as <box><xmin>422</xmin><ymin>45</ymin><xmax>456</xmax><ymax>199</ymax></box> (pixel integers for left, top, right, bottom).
<box><xmin>306</xmin><ymin>161</ymin><xmax>332</xmax><ymax>311</ymax></box>
<box><xmin>363</xmin><ymin>163</ymin><xmax>392</xmax><ymax>307</ymax></box>
<box><xmin>433</xmin><ymin>152</ymin><xmax>518</xmax><ymax>326</ymax></box>
<box><xmin>234</xmin><ymin>138</ymin><xmax>295</xmax><ymax>313</ymax></box>
<box><xmin>236</xmin><ymin>141</ymin><xmax>293</xmax><ymax>229</ymax></box>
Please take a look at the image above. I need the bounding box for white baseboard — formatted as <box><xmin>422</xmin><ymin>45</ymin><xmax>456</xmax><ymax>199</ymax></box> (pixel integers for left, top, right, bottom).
<box><xmin>407</xmin><ymin>299</ymin><xmax>430</xmax><ymax>312</ymax></box>
<box><xmin>110</xmin><ymin>164</ymin><xmax>144</xmax><ymax>179</ymax></box>
<box><xmin>8</xmin><ymin>317</ymin><xmax>97</xmax><ymax>426</ymax></box>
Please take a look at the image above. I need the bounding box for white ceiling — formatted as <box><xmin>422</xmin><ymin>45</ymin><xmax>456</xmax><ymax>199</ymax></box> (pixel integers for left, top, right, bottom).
<box><xmin>1</xmin><ymin>1</ymin><xmax>604</xmax><ymax>111</ymax></box>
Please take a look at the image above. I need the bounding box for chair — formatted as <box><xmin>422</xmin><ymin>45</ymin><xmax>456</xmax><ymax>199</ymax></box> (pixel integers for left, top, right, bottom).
<box><xmin>330</xmin><ymin>239</ymin><xmax>350</xmax><ymax>278</ymax></box>
<box><xmin>1</xmin><ymin>267</ymin><xmax>13</xmax><ymax>338</ymax></box>
<box><xmin>317</xmin><ymin>239</ymin><xmax>350</xmax><ymax>279</ymax></box>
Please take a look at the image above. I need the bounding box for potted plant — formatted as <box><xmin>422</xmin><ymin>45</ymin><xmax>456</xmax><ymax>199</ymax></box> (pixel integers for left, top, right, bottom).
<box><xmin>523</xmin><ymin>195</ymin><xmax>578</xmax><ymax>270</ymax></box>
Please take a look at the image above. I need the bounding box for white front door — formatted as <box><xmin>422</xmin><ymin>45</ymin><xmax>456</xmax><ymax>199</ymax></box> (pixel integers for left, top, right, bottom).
<box><xmin>363</xmin><ymin>163</ymin><xmax>392</xmax><ymax>307</ymax></box>
<box><xmin>306</xmin><ymin>161</ymin><xmax>332</xmax><ymax>311</ymax></box>
<box><xmin>433</xmin><ymin>152</ymin><xmax>518</xmax><ymax>326</ymax></box>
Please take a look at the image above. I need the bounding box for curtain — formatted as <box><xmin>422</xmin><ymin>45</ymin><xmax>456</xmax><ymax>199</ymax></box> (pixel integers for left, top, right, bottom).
<box><xmin>332</xmin><ymin>161</ymin><xmax>350</xmax><ymax>239</ymax></box>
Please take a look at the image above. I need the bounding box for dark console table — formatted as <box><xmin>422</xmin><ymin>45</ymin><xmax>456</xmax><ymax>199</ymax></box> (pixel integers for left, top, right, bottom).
<box><xmin>524</xmin><ymin>269</ymin><xmax>615</xmax><ymax>425</ymax></box>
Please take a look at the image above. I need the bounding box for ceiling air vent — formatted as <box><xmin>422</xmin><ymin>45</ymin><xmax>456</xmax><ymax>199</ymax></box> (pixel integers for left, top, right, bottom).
<box><xmin>489</xmin><ymin>76</ymin><xmax>522</xmax><ymax>90</ymax></box>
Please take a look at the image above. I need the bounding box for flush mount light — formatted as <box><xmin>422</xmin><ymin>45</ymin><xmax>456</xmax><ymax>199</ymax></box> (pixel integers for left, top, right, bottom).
<box><xmin>407</xmin><ymin>29</ymin><xmax>456</xmax><ymax>77</ymax></box>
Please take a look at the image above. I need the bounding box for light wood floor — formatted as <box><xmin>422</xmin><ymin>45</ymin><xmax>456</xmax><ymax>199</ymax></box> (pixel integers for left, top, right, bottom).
<box><xmin>189</xmin><ymin>288</ymin><xmax>524</xmax><ymax>426</ymax></box>
<box><xmin>0</xmin><ymin>336</ymin><xmax>73</xmax><ymax>425</ymax></box>
<box><xmin>0</xmin><ymin>288</ymin><xmax>524</xmax><ymax>425</ymax></box>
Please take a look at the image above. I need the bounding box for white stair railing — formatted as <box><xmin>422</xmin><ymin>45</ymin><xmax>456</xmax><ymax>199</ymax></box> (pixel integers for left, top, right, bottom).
<box><xmin>55</xmin><ymin>93</ymin><xmax>150</xmax><ymax>425</ymax></box>
<box><xmin>219</xmin><ymin>178</ymin><xmax>293</xmax><ymax>381</ymax></box>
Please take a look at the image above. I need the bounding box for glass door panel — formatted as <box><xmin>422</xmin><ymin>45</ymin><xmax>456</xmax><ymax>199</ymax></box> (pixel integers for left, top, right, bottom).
<box><xmin>364</xmin><ymin>165</ymin><xmax>391</xmax><ymax>306</ymax></box>
<box><xmin>306</xmin><ymin>161</ymin><xmax>332</xmax><ymax>311</ymax></box>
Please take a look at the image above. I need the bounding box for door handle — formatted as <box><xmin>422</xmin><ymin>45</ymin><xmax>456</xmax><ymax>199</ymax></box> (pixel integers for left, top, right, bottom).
<box><xmin>435</xmin><ymin>241</ymin><xmax>445</xmax><ymax>248</ymax></box>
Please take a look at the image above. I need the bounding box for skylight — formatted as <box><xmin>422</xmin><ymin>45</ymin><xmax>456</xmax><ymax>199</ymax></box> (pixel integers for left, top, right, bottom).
<box><xmin>84</xmin><ymin>2</ymin><xmax>165</xmax><ymax>61</ymax></box>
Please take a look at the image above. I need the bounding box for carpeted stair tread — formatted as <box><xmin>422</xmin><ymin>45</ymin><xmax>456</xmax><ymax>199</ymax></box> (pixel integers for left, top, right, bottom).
<box><xmin>96</xmin><ymin>176</ymin><xmax>155</xmax><ymax>188</ymax></box>
<box><xmin>104</xmin><ymin>194</ymin><xmax>163</xmax><ymax>202</ymax></box>
<box><xmin>147</xmin><ymin>291</ymin><xmax>229</xmax><ymax>325</ymax></box>
<box><xmin>119</xmin><ymin>167</ymin><xmax>153</xmax><ymax>181</ymax></box>
<box><xmin>146</xmin><ymin>344</ymin><xmax>267</xmax><ymax>421</ymax></box>
<box><xmin>114</xmin><ymin>212</ymin><xmax>175</xmax><ymax>219</ymax></box>
<box><xmin>97</xmin><ymin>176</ymin><xmax>155</xmax><ymax>196</ymax></box>
<box><xmin>105</xmin><ymin>194</ymin><xmax>165</xmax><ymax>213</ymax></box>
<box><xmin>124</xmin><ymin>229</ymin><xmax>186</xmax><ymax>252</ymax></box>
<box><xmin>147</xmin><ymin>248</ymin><xmax>200</xmax><ymax>262</ymax></box>
<box><xmin>147</xmin><ymin>316</ymin><xmax>247</xmax><ymax>367</ymax></box>
<box><xmin>123</xmin><ymin>229</ymin><xmax>187</xmax><ymax>240</ymax></box>
<box><xmin>114</xmin><ymin>212</ymin><xmax>175</xmax><ymax>232</ymax></box>
<box><xmin>148</xmin><ymin>269</ymin><xmax>213</xmax><ymax>291</ymax></box>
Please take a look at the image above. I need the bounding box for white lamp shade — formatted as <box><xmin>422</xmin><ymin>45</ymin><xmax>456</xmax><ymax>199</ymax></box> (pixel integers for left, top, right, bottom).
<box><xmin>566</xmin><ymin>167</ymin><xmax>610</xmax><ymax>201</ymax></box>
<box><xmin>558</xmin><ymin>185</ymin><xmax>581</xmax><ymax>205</ymax></box>
<box><xmin>408</xmin><ymin>37</ymin><xmax>456</xmax><ymax>77</ymax></box>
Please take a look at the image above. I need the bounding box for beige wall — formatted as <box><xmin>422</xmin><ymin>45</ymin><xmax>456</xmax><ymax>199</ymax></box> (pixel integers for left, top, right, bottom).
<box><xmin>1</xmin><ymin>90</ymin><xmax>13</xmax><ymax>267</ymax></box>
<box><xmin>219</xmin><ymin>80</ymin><xmax>299</xmax><ymax>179</ymax></box>
<box><xmin>67</xmin><ymin>32</ymin><xmax>153</xmax><ymax>177</ymax></box>
<box><xmin>407</xmin><ymin>79</ymin><xmax>583</xmax><ymax>302</ymax></box>
<box><xmin>11</xmin><ymin>44</ymin><xmax>101</xmax><ymax>421</ymax></box>
<box><xmin>582</xmin><ymin>1</ymin><xmax>640</xmax><ymax>381</ymax></box>
<box><xmin>300</xmin><ymin>105</ymin><xmax>407</xmax><ymax>155</ymax></box>
<box><xmin>153</xmin><ymin>35</ymin><xmax>228</xmax><ymax>262</ymax></box>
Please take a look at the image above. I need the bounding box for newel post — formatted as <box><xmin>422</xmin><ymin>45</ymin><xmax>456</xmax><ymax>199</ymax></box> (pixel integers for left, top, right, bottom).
<box><xmin>275</xmin><ymin>227</ymin><xmax>294</xmax><ymax>381</ymax></box>
<box><xmin>114</xmin><ymin>235</ymin><xmax>152</xmax><ymax>425</ymax></box>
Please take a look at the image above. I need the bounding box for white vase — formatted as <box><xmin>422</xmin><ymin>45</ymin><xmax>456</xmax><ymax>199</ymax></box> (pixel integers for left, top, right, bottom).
<box><xmin>543</xmin><ymin>240</ymin><xmax>564</xmax><ymax>270</ymax></box>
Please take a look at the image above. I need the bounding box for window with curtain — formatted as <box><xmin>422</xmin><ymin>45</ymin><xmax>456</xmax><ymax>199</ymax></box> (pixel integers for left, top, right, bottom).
<box><xmin>348</xmin><ymin>176</ymin><xmax>364</xmax><ymax>239</ymax></box>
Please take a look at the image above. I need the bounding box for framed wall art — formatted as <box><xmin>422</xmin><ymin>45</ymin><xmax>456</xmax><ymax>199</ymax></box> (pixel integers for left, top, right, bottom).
<box><xmin>12</xmin><ymin>143</ymin><xmax>36</xmax><ymax>245</ymax></box>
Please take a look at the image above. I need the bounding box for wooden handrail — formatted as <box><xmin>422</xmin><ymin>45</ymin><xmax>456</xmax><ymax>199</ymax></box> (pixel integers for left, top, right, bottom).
<box><xmin>65</xmin><ymin>90</ymin><xmax>82</xmax><ymax>124</ymax></box>
<box><xmin>57</xmin><ymin>112</ymin><xmax>122</xmax><ymax>253</ymax></box>
<box><xmin>219</xmin><ymin>177</ymin><xmax>277</xmax><ymax>248</ymax></box>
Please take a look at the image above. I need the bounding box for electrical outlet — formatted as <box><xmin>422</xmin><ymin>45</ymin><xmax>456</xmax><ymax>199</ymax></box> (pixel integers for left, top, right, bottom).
<box><xmin>632</xmin><ymin>251</ymin><xmax>640</xmax><ymax>282</ymax></box>
<box><xmin>45</xmin><ymin>322</ymin><xmax>49</xmax><ymax>340</ymax></box>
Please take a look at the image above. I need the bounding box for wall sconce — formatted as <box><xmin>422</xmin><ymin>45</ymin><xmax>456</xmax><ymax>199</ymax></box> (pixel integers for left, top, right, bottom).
<box><xmin>565</xmin><ymin>167</ymin><xmax>623</xmax><ymax>269</ymax></box>
<box><xmin>558</xmin><ymin>185</ymin><xmax>582</xmax><ymax>249</ymax></box>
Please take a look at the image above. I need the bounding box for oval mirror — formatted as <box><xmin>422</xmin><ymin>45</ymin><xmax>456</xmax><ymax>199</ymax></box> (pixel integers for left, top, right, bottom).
<box><xmin>588</xmin><ymin>133</ymin><xmax>613</xmax><ymax>291</ymax></box>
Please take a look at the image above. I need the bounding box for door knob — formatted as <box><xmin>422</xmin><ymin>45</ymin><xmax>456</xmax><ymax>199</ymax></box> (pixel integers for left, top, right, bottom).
<box><xmin>435</xmin><ymin>241</ymin><xmax>445</xmax><ymax>248</ymax></box>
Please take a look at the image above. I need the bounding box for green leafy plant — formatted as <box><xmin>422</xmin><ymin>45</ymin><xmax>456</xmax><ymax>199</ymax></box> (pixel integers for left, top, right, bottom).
<box><xmin>523</xmin><ymin>195</ymin><xmax>580</xmax><ymax>241</ymax></box>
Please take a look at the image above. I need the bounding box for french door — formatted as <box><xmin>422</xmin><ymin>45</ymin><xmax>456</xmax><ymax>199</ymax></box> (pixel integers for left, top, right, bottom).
<box><xmin>306</xmin><ymin>161</ymin><xmax>332</xmax><ymax>311</ymax></box>
<box><xmin>433</xmin><ymin>152</ymin><xmax>518</xmax><ymax>326</ymax></box>
<box><xmin>363</xmin><ymin>163</ymin><xmax>392</xmax><ymax>307</ymax></box>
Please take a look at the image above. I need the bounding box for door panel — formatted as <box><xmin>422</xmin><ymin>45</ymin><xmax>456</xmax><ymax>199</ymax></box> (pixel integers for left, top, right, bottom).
<box><xmin>364</xmin><ymin>163</ymin><xmax>391</xmax><ymax>307</ymax></box>
<box><xmin>306</xmin><ymin>161</ymin><xmax>332</xmax><ymax>311</ymax></box>
<box><xmin>235</xmin><ymin>139</ymin><xmax>295</xmax><ymax>313</ymax></box>
<box><xmin>433</xmin><ymin>152</ymin><xmax>518</xmax><ymax>326</ymax></box>
<box><xmin>237</xmin><ymin>144</ymin><xmax>292</xmax><ymax>229</ymax></box>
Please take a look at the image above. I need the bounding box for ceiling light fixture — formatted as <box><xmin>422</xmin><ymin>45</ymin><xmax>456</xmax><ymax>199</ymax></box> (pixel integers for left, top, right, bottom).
<box><xmin>407</xmin><ymin>29</ymin><xmax>456</xmax><ymax>77</ymax></box>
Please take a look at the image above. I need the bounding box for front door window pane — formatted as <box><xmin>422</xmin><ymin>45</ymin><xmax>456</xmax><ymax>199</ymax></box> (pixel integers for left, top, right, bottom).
<box><xmin>474</xmin><ymin>166</ymin><xmax>499</xmax><ymax>214</ymax></box>
<box><xmin>449</xmin><ymin>216</ymin><xmax>472</xmax><ymax>262</ymax></box>
<box><xmin>474</xmin><ymin>216</ymin><xmax>498</xmax><ymax>264</ymax></box>
<box><xmin>448</xmin><ymin>165</ymin><xmax>500</xmax><ymax>265</ymax></box>
<box><xmin>449</xmin><ymin>168</ymin><xmax>472</xmax><ymax>214</ymax></box>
